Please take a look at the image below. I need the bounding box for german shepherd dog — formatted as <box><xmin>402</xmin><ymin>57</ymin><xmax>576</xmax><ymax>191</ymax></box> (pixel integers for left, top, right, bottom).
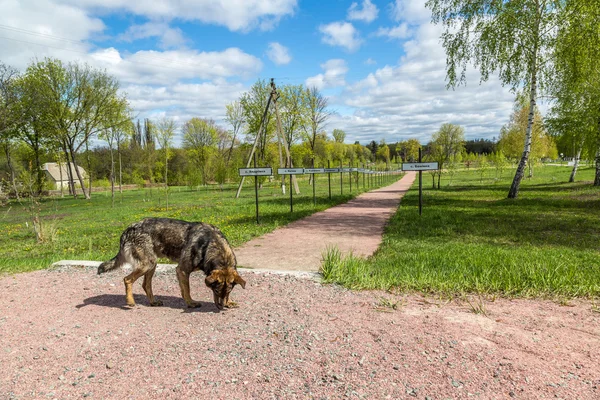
<box><xmin>98</xmin><ymin>218</ymin><xmax>246</xmax><ymax>309</ymax></box>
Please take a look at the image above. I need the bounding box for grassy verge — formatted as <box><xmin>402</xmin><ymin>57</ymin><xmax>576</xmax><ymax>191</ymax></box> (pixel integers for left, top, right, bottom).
<box><xmin>321</xmin><ymin>165</ymin><xmax>600</xmax><ymax>298</ymax></box>
<box><xmin>0</xmin><ymin>172</ymin><xmax>400</xmax><ymax>274</ymax></box>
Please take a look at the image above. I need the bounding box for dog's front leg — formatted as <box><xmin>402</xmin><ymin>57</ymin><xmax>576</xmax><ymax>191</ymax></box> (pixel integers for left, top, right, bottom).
<box><xmin>176</xmin><ymin>266</ymin><xmax>202</xmax><ymax>308</ymax></box>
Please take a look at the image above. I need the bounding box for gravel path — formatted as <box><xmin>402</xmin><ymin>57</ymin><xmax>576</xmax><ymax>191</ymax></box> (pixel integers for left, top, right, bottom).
<box><xmin>235</xmin><ymin>172</ymin><xmax>416</xmax><ymax>271</ymax></box>
<box><xmin>1</xmin><ymin>267</ymin><xmax>599</xmax><ymax>399</ymax></box>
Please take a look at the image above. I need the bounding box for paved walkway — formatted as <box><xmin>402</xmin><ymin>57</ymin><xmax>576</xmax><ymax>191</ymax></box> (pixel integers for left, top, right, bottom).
<box><xmin>234</xmin><ymin>171</ymin><xmax>417</xmax><ymax>272</ymax></box>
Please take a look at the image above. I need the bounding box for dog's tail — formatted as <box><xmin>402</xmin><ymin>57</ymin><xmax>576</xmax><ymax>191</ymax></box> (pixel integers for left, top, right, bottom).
<box><xmin>97</xmin><ymin>250</ymin><xmax>126</xmax><ymax>275</ymax></box>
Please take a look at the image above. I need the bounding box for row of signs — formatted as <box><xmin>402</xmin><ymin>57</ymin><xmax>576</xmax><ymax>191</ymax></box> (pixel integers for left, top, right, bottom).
<box><xmin>239</xmin><ymin>162</ymin><xmax>439</xmax><ymax>176</ymax></box>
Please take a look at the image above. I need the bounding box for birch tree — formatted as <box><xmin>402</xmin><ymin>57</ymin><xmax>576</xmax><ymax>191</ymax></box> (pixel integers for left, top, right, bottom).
<box><xmin>548</xmin><ymin>1</ymin><xmax>600</xmax><ymax>185</ymax></box>
<box><xmin>426</xmin><ymin>0</ymin><xmax>588</xmax><ymax>198</ymax></box>
<box><xmin>155</xmin><ymin>117</ymin><xmax>176</xmax><ymax>210</ymax></box>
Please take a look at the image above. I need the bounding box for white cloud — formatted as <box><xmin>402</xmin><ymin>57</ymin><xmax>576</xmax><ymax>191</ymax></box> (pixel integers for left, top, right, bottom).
<box><xmin>331</xmin><ymin>23</ymin><xmax>516</xmax><ymax>143</ymax></box>
<box><xmin>347</xmin><ymin>0</ymin><xmax>378</xmax><ymax>23</ymax></box>
<box><xmin>364</xmin><ymin>58</ymin><xmax>377</xmax><ymax>65</ymax></box>
<box><xmin>375</xmin><ymin>23</ymin><xmax>411</xmax><ymax>40</ymax></box>
<box><xmin>266</xmin><ymin>42</ymin><xmax>291</xmax><ymax>65</ymax></box>
<box><xmin>0</xmin><ymin>0</ymin><xmax>104</xmax><ymax>69</ymax></box>
<box><xmin>319</xmin><ymin>22</ymin><xmax>362</xmax><ymax>52</ymax></box>
<box><xmin>305</xmin><ymin>59</ymin><xmax>348</xmax><ymax>90</ymax></box>
<box><xmin>390</xmin><ymin>0</ymin><xmax>431</xmax><ymax>24</ymax></box>
<box><xmin>119</xmin><ymin>22</ymin><xmax>187</xmax><ymax>49</ymax></box>
<box><xmin>89</xmin><ymin>47</ymin><xmax>263</xmax><ymax>85</ymax></box>
<box><xmin>59</xmin><ymin>0</ymin><xmax>297</xmax><ymax>32</ymax></box>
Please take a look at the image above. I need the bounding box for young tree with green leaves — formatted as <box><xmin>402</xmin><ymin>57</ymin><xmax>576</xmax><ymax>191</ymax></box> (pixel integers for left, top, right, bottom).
<box><xmin>426</xmin><ymin>0</ymin><xmax>594</xmax><ymax>198</ymax></box>
<box><xmin>279</xmin><ymin>84</ymin><xmax>307</xmax><ymax>147</ymax></box>
<box><xmin>156</xmin><ymin>117</ymin><xmax>176</xmax><ymax>210</ymax></box>
<box><xmin>224</xmin><ymin>101</ymin><xmax>245</xmax><ymax>167</ymax></box>
<box><xmin>547</xmin><ymin>1</ymin><xmax>600</xmax><ymax>185</ymax></box>
<box><xmin>303</xmin><ymin>86</ymin><xmax>331</xmax><ymax>168</ymax></box>
<box><xmin>182</xmin><ymin>117</ymin><xmax>218</xmax><ymax>185</ymax></box>
<box><xmin>0</xmin><ymin>63</ymin><xmax>22</xmax><ymax>197</ymax></box>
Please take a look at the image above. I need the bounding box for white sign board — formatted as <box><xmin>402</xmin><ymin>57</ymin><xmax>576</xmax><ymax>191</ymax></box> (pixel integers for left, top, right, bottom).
<box><xmin>402</xmin><ymin>162</ymin><xmax>439</xmax><ymax>171</ymax></box>
<box><xmin>324</xmin><ymin>168</ymin><xmax>340</xmax><ymax>173</ymax></box>
<box><xmin>239</xmin><ymin>167</ymin><xmax>273</xmax><ymax>176</ymax></box>
<box><xmin>277</xmin><ymin>168</ymin><xmax>304</xmax><ymax>175</ymax></box>
<box><xmin>304</xmin><ymin>168</ymin><xmax>325</xmax><ymax>174</ymax></box>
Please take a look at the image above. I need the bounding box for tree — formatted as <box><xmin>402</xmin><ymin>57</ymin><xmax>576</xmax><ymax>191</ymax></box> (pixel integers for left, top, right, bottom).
<box><xmin>303</xmin><ymin>86</ymin><xmax>331</xmax><ymax>167</ymax></box>
<box><xmin>240</xmin><ymin>79</ymin><xmax>274</xmax><ymax>162</ymax></box>
<box><xmin>426</xmin><ymin>0</ymin><xmax>590</xmax><ymax>198</ymax></box>
<box><xmin>547</xmin><ymin>2</ymin><xmax>600</xmax><ymax>185</ymax></box>
<box><xmin>0</xmin><ymin>62</ymin><xmax>22</xmax><ymax>197</ymax></box>
<box><xmin>155</xmin><ymin>117</ymin><xmax>176</xmax><ymax>210</ymax></box>
<box><xmin>224</xmin><ymin>101</ymin><xmax>245</xmax><ymax>167</ymax></box>
<box><xmin>279</xmin><ymin>84</ymin><xmax>307</xmax><ymax>146</ymax></box>
<box><xmin>25</xmin><ymin>58</ymin><xmax>129</xmax><ymax>199</ymax></box>
<box><xmin>332</xmin><ymin>129</ymin><xmax>346</xmax><ymax>143</ymax></box>
<box><xmin>499</xmin><ymin>96</ymin><xmax>557</xmax><ymax>177</ymax></box>
<box><xmin>428</xmin><ymin>123</ymin><xmax>465</xmax><ymax>188</ymax></box>
<box><xmin>99</xmin><ymin>101</ymin><xmax>131</xmax><ymax>206</ymax></box>
<box><xmin>182</xmin><ymin>117</ymin><xmax>218</xmax><ymax>185</ymax></box>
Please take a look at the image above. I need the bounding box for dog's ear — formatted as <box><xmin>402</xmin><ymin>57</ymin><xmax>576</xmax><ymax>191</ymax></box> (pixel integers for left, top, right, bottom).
<box><xmin>233</xmin><ymin>272</ymin><xmax>246</xmax><ymax>289</ymax></box>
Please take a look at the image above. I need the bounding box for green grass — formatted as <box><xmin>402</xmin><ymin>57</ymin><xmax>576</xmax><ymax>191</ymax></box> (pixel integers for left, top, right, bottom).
<box><xmin>0</xmin><ymin>172</ymin><xmax>400</xmax><ymax>274</ymax></box>
<box><xmin>321</xmin><ymin>165</ymin><xmax>600</xmax><ymax>298</ymax></box>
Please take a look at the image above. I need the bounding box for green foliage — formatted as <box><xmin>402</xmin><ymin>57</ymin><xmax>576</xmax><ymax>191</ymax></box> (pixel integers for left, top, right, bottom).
<box><xmin>322</xmin><ymin>165</ymin><xmax>600</xmax><ymax>298</ymax></box>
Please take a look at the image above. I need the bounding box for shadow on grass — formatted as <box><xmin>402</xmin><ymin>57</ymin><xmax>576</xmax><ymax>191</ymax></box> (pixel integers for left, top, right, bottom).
<box><xmin>75</xmin><ymin>294</ymin><xmax>219</xmax><ymax>313</ymax></box>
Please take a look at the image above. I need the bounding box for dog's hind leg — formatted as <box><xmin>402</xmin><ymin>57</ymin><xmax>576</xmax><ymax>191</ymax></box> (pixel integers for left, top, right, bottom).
<box><xmin>176</xmin><ymin>266</ymin><xmax>202</xmax><ymax>308</ymax></box>
<box><xmin>142</xmin><ymin>268</ymin><xmax>163</xmax><ymax>307</ymax></box>
<box><xmin>123</xmin><ymin>269</ymin><xmax>145</xmax><ymax>307</ymax></box>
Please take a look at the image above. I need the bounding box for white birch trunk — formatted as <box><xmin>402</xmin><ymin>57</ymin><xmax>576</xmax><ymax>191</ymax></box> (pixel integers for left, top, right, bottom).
<box><xmin>568</xmin><ymin>139</ymin><xmax>584</xmax><ymax>183</ymax></box>
<box><xmin>508</xmin><ymin>64</ymin><xmax>537</xmax><ymax>198</ymax></box>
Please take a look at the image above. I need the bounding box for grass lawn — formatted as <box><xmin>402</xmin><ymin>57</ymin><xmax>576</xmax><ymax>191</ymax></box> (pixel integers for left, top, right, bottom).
<box><xmin>322</xmin><ymin>164</ymin><xmax>600</xmax><ymax>298</ymax></box>
<box><xmin>0</xmin><ymin>171</ymin><xmax>400</xmax><ymax>274</ymax></box>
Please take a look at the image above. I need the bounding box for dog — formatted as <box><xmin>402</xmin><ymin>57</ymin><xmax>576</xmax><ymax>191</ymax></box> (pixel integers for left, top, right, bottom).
<box><xmin>98</xmin><ymin>218</ymin><xmax>245</xmax><ymax>309</ymax></box>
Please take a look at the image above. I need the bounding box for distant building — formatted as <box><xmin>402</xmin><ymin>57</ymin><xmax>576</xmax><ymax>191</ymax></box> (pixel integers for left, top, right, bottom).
<box><xmin>42</xmin><ymin>162</ymin><xmax>87</xmax><ymax>190</ymax></box>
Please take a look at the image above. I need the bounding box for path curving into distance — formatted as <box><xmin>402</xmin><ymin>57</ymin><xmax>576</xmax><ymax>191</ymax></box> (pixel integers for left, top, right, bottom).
<box><xmin>234</xmin><ymin>171</ymin><xmax>417</xmax><ymax>272</ymax></box>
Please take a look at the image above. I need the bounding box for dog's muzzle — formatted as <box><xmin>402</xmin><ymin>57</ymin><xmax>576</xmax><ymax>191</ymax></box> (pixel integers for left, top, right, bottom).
<box><xmin>213</xmin><ymin>292</ymin><xmax>225</xmax><ymax>310</ymax></box>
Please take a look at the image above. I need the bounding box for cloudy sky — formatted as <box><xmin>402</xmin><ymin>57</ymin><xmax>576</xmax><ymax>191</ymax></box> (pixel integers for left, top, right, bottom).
<box><xmin>1</xmin><ymin>0</ymin><xmax>519</xmax><ymax>145</ymax></box>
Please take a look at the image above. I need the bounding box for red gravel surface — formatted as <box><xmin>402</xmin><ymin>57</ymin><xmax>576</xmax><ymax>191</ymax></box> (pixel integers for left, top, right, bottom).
<box><xmin>1</xmin><ymin>266</ymin><xmax>599</xmax><ymax>399</ymax></box>
<box><xmin>235</xmin><ymin>172</ymin><xmax>417</xmax><ymax>271</ymax></box>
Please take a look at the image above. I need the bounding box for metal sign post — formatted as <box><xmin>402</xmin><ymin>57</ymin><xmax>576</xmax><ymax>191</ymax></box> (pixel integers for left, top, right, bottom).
<box><xmin>239</xmin><ymin>161</ymin><xmax>273</xmax><ymax>224</ymax></box>
<box><xmin>305</xmin><ymin>168</ymin><xmax>325</xmax><ymax>206</ymax></box>
<box><xmin>328</xmin><ymin>160</ymin><xmax>332</xmax><ymax>200</ymax></box>
<box><xmin>277</xmin><ymin>168</ymin><xmax>304</xmax><ymax>213</ymax></box>
<box><xmin>402</xmin><ymin>153</ymin><xmax>438</xmax><ymax>216</ymax></box>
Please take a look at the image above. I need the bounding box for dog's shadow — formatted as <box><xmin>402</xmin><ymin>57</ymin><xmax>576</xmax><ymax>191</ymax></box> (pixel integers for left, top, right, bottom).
<box><xmin>76</xmin><ymin>294</ymin><xmax>219</xmax><ymax>313</ymax></box>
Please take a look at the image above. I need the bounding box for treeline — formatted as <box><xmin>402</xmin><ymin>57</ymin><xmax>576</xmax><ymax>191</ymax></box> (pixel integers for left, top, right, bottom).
<box><xmin>0</xmin><ymin>60</ymin><xmax>399</xmax><ymax>200</ymax></box>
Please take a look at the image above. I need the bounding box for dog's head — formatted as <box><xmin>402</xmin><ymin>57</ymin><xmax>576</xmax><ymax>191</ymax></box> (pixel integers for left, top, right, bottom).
<box><xmin>205</xmin><ymin>268</ymin><xmax>246</xmax><ymax>310</ymax></box>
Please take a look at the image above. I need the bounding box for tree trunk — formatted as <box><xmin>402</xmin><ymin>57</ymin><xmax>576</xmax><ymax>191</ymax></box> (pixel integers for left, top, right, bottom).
<box><xmin>62</xmin><ymin>142</ymin><xmax>75</xmax><ymax>197</ymax></box>
<box><xmin>508</xmin><ymin>62</ymin><xmax>537</xmax><ymax>199</ymax></box>
<box><xmin>57</xmin><ymin>155</ymin><xmax>64</xmax><ymax>197</ymax></box>
<box><xmin>528</xmin><ymin>162</ymin><xmax>534</xmax><ymax>178</ymax></box>
<box><xmin>569</xmin><ymin>139</ymin><xmax>584</xmax><ymax>183</ymax></box>
<box><xmin>165</xmin><ymin>148</ymin><xmax>169</xmax><ymax>211</ymax></box>
<box><xmin>68</xmin><ymin>142</ymin><xmax>90</xmax><ymax>199</ymax></box>
<box><xmin>117</xmin><ymin>140</ymin><xmax>123</xmax><ymax>195</ymax></box>
<box><xmin>86</xmin><ymin>138</ymin><xmax>92</xmax><ymax>199</ymax></box>
<box><xmin>595</xmin><ymin>119</ymin><xmax>600</xmax><ymax>186</ymax></box>
<box><xmin>110</xmin><ymin>145</ymin><xmax>115</xmax><ymax>208</ymax></box>
<box><xmin>2</xmin><ymin>142</ymin><xmax>19</xmax><ymax>200</ymax></box>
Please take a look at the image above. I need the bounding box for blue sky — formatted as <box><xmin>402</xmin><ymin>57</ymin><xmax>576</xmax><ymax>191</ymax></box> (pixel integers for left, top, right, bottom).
<box><xmin>0</xmin><ymin>0</ymin><xmax>518</xmax><ymax>145</ymax></box>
